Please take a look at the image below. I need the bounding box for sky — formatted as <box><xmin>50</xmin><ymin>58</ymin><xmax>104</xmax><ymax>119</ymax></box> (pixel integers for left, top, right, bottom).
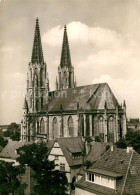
<box><xmin>0</xmin><ymin>0</ymin><xmax>140</xmax><ymax>125</ymax></box>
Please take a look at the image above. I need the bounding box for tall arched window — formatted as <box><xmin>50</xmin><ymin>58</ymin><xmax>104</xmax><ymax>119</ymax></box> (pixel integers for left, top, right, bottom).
<box><xmin>40</xmin><ymin>68</ymin><xmax>43</xmax><ymax>87</ymax></box>
<box><xmin>98</xmin><ymin>116</ymin><xmax>104</xmax><ymax>141</ymax></box>
<box><xmin>80</xmin><ymin>115</ymin><xmax>84</xmax><ymax>136</ymax></box>
<box><xmin>37</xmin><ymin>121</ymin><xmax>39</xmax><ymax>134</ymax></box>
<box><xmin>40</xmin><ymin>118</ymin><xmax>45</xmax><ymax>134</ymax></box>
<box><xmin>64</xmin><ymin>71</ymin><xmax>67</xmax><ymax>88</ymax></box>
<box><xmin>86</xmin><ymin>115</ymin><xmax>90</xmax><ymax>136</ymax></box>
<box><xmin>68</xmin><ymin>116</ymin><xmax>74</xmax><ymax>137</ymax></box>
<box><xmin>108</xmin><ymin>116</ymin><xmax>115</xmax><ymax>143</ymax></box>
<box><xmin>52</xmin><ymin>117</ymin><xmax>58</xmax><ymax>139</ymax></box>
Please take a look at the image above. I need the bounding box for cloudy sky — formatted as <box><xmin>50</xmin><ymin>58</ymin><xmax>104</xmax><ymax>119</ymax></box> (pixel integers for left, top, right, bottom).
<box><xmin>0</xmin><ymin>0</ymin><xmax>140</xmax><ymax>125</ymax></box>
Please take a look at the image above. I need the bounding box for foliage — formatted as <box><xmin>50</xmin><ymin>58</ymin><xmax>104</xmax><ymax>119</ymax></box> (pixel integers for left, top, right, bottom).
<box><xmin>116</xmin><ymin>130</ymin><xmax>140</xmax><ymax>154</ymax></box>
<box><xmin>106</xmin><ymin>145</ymin><xmax>111</xmax><ymax>151</ymax></box>
<box><xmin>83</xmin><ymin>160</ymin><xmax>92</xmax><ymax>169</ymax></box>
<box><xmin>0</xmin><ymin>161</ymin><xmax>26</xmax><ymax>195</ymax></box>
<box><xmin>4</xmin><ymin>123</ymin><xmax>20</xmax><ymax>141</ymax></box>
<box><xmin>17</xmin><ymin>142</ymin><xmax>68</xmax><ymax>195</ymax></box>
<box><xmin>0</xmin><ymin>136</ymin><xmax>8</xmax><ymax>149</ymax></box>
<box><xmin>95</xmin><ymin>136</ymin><xmax>101</xmax><ymax>142</ymax></box>
<box><xmin>115</xmin><ymin>138</ymin><xmax>127</xmax><ymax>149</ymax></box>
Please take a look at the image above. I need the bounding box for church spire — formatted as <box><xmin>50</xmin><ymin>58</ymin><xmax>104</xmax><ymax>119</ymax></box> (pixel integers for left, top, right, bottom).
<box><xmin>31</xmin><ymin>18</ymin><xmax>44</xmax><ymax>64</ymax></box>
<box><xmin>60</xmin><ymin>25</ymin><xmax>72</xmax><ymax>68</ymax></box>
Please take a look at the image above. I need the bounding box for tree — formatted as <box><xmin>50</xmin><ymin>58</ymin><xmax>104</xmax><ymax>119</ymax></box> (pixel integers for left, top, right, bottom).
<box><xmin>17</xmin><ymin>142</ymin><xmax>68</xmax><ymax>195</ymax></box>
<box><xmin>0</xmin><ymin>161</ymin><xmax>26</xmax><ymax>195</ymax></box>
<box><xmin>116</xmin><ymin>130</ymin><xmax>140</xmax><ymax>154</ymax></box>
<box><xmin>0</xmin><ymin>136</ymin><xmax>8</xmax><ymax>149</ymax></box>
<box><xmin>4</xmin><ymin>123</ymin><xmax>20</xmax><ymax>141</ymax></box>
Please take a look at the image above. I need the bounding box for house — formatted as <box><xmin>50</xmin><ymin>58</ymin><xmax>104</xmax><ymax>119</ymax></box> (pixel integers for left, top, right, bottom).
<box><xmin>48</xmin><ymin>137</ymin><xmax>84</xmax><ymax>185</ymax></box>
<box><xmin>75</xmin><ymin>146</ymin><xmax>140</xmax><ymax>195</ymax></box>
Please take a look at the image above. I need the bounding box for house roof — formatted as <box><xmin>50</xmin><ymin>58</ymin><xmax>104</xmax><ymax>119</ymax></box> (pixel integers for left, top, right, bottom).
<box><xmin>87</xmin><ymin>168</ymin><xmax>122</xmax><ymax>178</ymax></box>
<box><xmin>75</xmin><ymin>147</ymin><xmax>140</xmax><ymax>195</ymax></box>
<box><xmin>78</xmin><ymin>142</ymin><xmax>109</xmax><ymax>175</ymax></box>
<box><xmin>55</xmin><ymin>137</ymin><xmax>84</xmax><ymax>167</ymax></box>
<box><xmin>44</xmin><ymin>83</ymin><xmax>120</xmax><ymax>113</ymax></box>
<box><xmin>0</xmin><ymin>141</ymin><xmax>32</xmax><ymax>160</ymax></box>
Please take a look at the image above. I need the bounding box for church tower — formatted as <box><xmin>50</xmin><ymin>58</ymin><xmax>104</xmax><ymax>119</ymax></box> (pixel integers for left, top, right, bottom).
<box><xmin>26</xmin><ymin>18</ymin><xmax>49</xmax><ymax>113</ymax></box>
<box><xmin>56</xmin><ymin>25</ymin><xmax>76</xmax><ymax>90</ymax></box>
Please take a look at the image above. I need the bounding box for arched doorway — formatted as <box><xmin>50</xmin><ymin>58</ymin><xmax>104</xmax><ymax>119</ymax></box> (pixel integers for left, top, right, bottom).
<box><xmin>68</xmin><ymin>116</ymin><xmax>74</xmax><ymax>137</ymax></box>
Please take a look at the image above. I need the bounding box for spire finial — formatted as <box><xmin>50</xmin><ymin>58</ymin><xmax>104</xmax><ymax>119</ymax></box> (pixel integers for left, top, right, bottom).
<box><xmin>64</xmin><ymin>25</ymin><xmax>67</xmax><ymax>31</ymax></box>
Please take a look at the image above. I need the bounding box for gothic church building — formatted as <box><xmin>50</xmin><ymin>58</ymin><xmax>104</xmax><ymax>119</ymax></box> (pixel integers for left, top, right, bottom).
<box><xmin>21</xmin><ymin>19</ymin><xmax>127</xmax><ymax>143</ymax></box>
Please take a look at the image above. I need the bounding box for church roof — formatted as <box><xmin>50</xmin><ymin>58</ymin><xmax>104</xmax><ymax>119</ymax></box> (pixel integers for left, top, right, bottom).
<box><xmin>46</xmin><ymin>83</ymin><xmax>119</xmax><ymax>112</ymax></box>
<box><xmin>31</xmin><ymin>18</ymin><xmax>44</xmax><ymax>64</ymax></box>
<box><xmin>75</xmin><ymin>148</ymin><xmax>140</xmax><ymax>195</ymax></box>
<box><xmin>60</xmin><ymin>25</ymin><xmax>72</xmax><ymax>68</ymax></box>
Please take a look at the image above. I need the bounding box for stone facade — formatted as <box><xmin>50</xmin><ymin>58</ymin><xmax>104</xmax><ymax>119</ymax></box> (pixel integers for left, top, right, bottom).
<box><xmin>21</xmin><ymin>19</ymin><xmax>127</xmax><ymax>143</ymax></box>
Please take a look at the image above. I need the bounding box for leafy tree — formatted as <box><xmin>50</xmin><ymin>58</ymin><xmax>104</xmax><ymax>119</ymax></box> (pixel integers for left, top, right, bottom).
<box><xmin>0</xmin><ymin>161</ymin><xmax>26</xmax><ymax>195</ymax></box>
<box><xmin>116</xmin><ymin>130</ymin><xmax>140</xmax><ymax>154</ymax></box>
<box><xmin>0</xmin><ymin>136</ymin><xmax>8</xmax><ymax>149</ymax></box>
<box><xmin>4</xmin><ymin>123</ymin><xmax>20</xmax><ymax>141</ymax></box>
<box><xmin>17</xmin><ymin>142</ymin><xmax>68</xmax><ymax>195</ymax></box>
<box><xmin>115</xmin><ymin>138</ymin><xmax>127</xmax><ymax>149</ymax></box>
<box><xmin>95</xmin><ymin>136</ymin><xmax>101</xmax><ymax>142</ymax></box>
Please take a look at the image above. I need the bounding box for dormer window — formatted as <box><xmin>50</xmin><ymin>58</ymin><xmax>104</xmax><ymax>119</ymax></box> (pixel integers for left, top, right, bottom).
<box><xmin>86</xmin><ymin>170</ymin><xmax>118</xmax><ymax>189</ymax></box>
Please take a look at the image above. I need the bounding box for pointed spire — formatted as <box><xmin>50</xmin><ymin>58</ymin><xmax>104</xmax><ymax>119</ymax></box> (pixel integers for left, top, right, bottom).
<box><xmin>123</xmin><ymin>100</ymin><xmax>126</xmax><ymax>108</ymax></box>
<box><xmin>60</xmin><ymin>25</ymin><xmax>72</xmax><ymax>68</ymax></box>
<box><xmin>23</xmin><ymin>97</ymin><xmax>28</xmax><ymax>110</ymax></box>
<box><xmin>31</xmin><ymin>18</ymin><xmax>44</xmax><ymax>64</ymax></box>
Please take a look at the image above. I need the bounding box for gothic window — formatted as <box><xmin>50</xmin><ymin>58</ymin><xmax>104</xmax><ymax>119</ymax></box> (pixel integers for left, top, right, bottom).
<box><xmin>64</xmin><ymin>71</ymin><xmax>67</xmax><ymax>88</ymax></box>
<box><xmin>99</xmin><ymin>117</ymin><xmax>104</xmax><ymax>133</ymax></box>
<box><xmin>92</xmin><ymin>115</ymin><xmax>94</xmax><ymax>136</ymax></box>
<box><xmin>68</xmin><ymin>116</ymin><xmax>74</xmax><ymax>137</ymax></box>
<box><xmin>52</xmin><ymin>117</ymin><xmax>59</xmax><ymax>139</ymax></box>
<box><xmin>108</xmin><ymin>116</ymin><xmax>115</xmax><ymax>143</ymax></box>
<box><xmin>37</xmin><ymin>121</ymin><xmax>39</xmax><ymax>134</ymax></box>
<box><xmin>40</xmin><ymin>68</ymin><xmax>43</xmax><ymax>87</ymax></box>
<box><xmin>86</xmin><ymin>115</ymin><xmax>90</xmax><ymax>136</ymax></box>
<box><xmin>80</xmin><ymin>115</ymin><xmax>84</xmax><ymax>136</ymax></box>
<box><xmin>40</xmin><ymin>118</ymin><xmax>45</xmax><ymax>134</ymax></box>
<box><xmin>98</xmin><ymin>116</ymin><xmax>104</xmax><ymax>141</ymax></box>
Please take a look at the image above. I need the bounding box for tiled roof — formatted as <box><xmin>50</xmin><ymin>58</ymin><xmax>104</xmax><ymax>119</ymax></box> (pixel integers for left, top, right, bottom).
<box><xmin>76</xmin><ymin>147</ymin><xmax>140</xmax><ymax>195</ymax></box>
<box><xmin>0</xmin><ymin>141</ymin><xmax>32</xmax><ymax>160</ymax></box>
<box><xmin>45</xmin><ymin>83</ymin><xmax>119</xmax><ymax>112</ymax></box>
<box><xmin>78</xmin><ymin>142</ymin><xmax>109</xmax><ymax>176</ymax></box>
<box><xmin>56</xmin><ymin>137</ymin><xmax>84</xmax><ymax>166</ymax></box>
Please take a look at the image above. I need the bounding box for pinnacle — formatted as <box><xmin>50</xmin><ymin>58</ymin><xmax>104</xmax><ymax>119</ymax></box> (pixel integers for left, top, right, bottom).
<box><xmin>31</xmin><ymin>18</ymin><xmax>44</xmax><ymax>64</ymax></box>
<box><xmin>60</xmin><ymin>25</ymin><xmax>72</xmax><ymax>68</ymax></box>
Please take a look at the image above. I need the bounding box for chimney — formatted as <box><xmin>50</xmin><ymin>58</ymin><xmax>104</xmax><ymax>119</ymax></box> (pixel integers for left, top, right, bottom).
<box><xmin>127</xmin><ymin>147</ymin><xmax>133</xmax><ymax>153</ymax></box>
<box><xmin>111</xmin><ymin>145</ymin><xmax>114</xmax><ymax>152</ymax></box>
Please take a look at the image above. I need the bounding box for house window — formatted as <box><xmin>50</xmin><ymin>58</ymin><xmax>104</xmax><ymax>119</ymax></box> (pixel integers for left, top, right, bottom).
<box><xmin>87</xmin><ymin>173</ymin><xmax>94</xmax><ymax>182</ymax></box>
<box><xmin>60</xmin><ymin>163</ymin><xmax>65</xmax><ymax>171</ymax></box>
<box><xmin>55</xmin><ymin>155</ymin><xmax>59</xmax><ymax>160</ymax></box>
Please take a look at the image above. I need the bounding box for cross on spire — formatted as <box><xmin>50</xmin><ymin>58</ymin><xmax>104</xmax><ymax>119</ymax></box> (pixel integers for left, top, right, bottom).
<box><xmin>31</xmin><ymin>18</ymin><xmax>44</xmax><ymax>64</ymax></box>
<box><xmin>60</xmin><ymin>25</ymin><xmax>72</xmax><ymax>68</ymax></box>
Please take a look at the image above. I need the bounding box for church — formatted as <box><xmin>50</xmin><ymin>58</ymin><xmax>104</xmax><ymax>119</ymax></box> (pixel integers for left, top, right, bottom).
<box><xmin>21</xmin><ymin>19</ymin><xmax>127</xmax><ymax>143</ymax></box>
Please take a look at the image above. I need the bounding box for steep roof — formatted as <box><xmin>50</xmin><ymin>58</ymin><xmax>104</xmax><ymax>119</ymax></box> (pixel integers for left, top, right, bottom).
<box><xmin>0</xmin><ymin>141</ymin><xmax>32</xmax><ymax>160</ymax></box>
<box><xmin>56</xmin><ymin>137</ymin><xmax>84</xmax><ymax>166</ymax></box>
<box><xmin>46</xmin><ymin>83</ymin><xmax>119</xmax><ymax>112</ymax></box>
<box><xmin>75</xmin><ymin>147</ymin><xmax>140</xmax><ymax>195</ymax></box>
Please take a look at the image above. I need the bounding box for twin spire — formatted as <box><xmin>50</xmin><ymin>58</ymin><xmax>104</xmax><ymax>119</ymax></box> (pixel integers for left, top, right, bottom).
<box><xmin>31</xmin><ymin>19</ymin><xmax>71</xmax><ymax>68</ymax></box>
<box><xmin>31</xmin><ymin>18</ymin><xmax>44</xmax><ymax>64</ymax></box>
<box><xmin>60</xmin><ymin>25</ymin><xmax>72</xmax><ymax>68</ymax></box>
